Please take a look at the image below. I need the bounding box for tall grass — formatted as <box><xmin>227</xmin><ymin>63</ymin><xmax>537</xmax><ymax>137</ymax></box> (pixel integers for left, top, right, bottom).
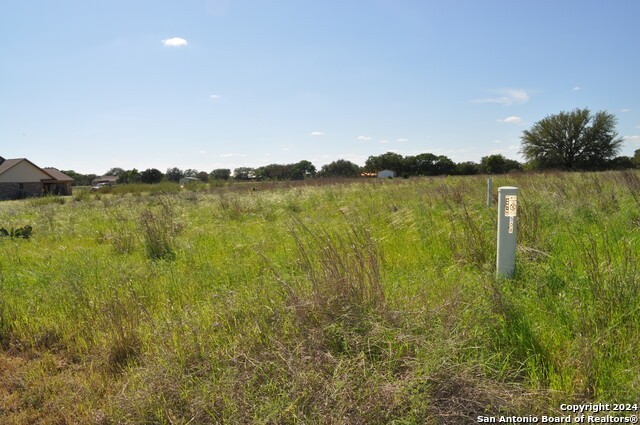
<box><xmin>0</xmin><ymin>171</ymin><xmax>638</xmax><ymax>423</ymax></box>
<box><xmin>288</xmin><ymin>214</ymin><xmax>385</xmax><ymax>321</ymax></box>
<box><xmin>139</xmin><ymin>197</ymin><xmax>181</xmax><ymax>260</ymax></box>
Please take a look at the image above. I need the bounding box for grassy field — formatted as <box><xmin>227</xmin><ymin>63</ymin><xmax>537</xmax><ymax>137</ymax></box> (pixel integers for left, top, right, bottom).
<box><xmin>1</xmin><ymin>171</ymin><xmax>639</xmax><ymax>424</ymax></box>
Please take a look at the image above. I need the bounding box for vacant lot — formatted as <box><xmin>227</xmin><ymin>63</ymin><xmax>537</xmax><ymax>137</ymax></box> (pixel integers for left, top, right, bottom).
<box><xmin>1</xmin><ymin>171</ymin><xmax>639</xmax><ymax>424</ymax></box>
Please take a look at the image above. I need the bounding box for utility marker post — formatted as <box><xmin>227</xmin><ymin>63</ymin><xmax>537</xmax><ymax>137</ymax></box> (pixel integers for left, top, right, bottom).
<box><xmin>496</xmin><ymin>186</ymin><xmax>518</xmax><ymax>278</ymax></box>
<box><xmin>487</xmin><ymin>177</ymin><xmax>493</xmax><ymax>207</ymax></box>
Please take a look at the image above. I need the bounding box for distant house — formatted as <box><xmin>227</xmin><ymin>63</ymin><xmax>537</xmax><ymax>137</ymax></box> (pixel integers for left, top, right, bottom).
<box><xmin>91</xmin><ymin>175</ymin><xmax>118</xmax><ymax>186</ymax></box>
<box><xmin>377</xmin><ymin>170</ymin><xmax>396</xmax><ymax>179</ymax></box>
<box><xmin>0</xmin><ymin>156</ymin><xmax>74</xmax><ymax>200</ymax></box>
<box><xmin>179</xmin><ymin>177</ymin><xmax>199</xmax><ymax>185</ymax></box>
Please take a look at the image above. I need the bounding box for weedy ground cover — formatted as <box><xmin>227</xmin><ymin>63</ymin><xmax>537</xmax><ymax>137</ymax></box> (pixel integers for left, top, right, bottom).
<box><xmin>0</xmin><ymin>171</ymin><xmax>638</xmax><ymax>424</ymax></box>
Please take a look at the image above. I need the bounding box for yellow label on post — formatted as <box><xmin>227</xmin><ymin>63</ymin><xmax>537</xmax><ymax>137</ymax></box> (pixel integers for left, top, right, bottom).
<box><xmin>505</xmin><ymin>195</ymin><xmax>517</xmax><ymax>217</ymax></box>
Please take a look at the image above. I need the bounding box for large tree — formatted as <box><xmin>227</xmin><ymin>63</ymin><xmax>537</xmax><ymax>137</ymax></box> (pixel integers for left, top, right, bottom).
<box><xmin>141</xmin><ymin>168</ymin><xmax>164</xmax><ymax>184</ymax></box>
<box><xmin>165</xmin><ymin>167</ymin><xmax>185</xmax><ymax>182</ymax></box>
<box><xmin>233</xmin><ymin>167</ymin><xmax>255</xmax><ymax>181</ymax></box>
<box><xmin>210</xmin><ymin>169</ymin><xmax>231</xmax><ymax>180</ymax></box>
<box><xmin>318</xmin><ymin>159</ymin><xmax>360</xmax><ymax>178</ymax></box>
<box><xmin>365</xmin><ymin>152</ymin><xmax>405</xmax><ymax>174</ymax></box>
<box><xmin>521</xmin><ymin>108</ymin><xmax>623</xmax><ymax>170</ymax></box>
<box><xmin>117</xmin><ymin>169</ymin><xmax>141</xmax><ymax>184</ymax></box>
<box><xmin>404</xmin><ymin>153</ymin><xmax>456</xmax><ymax>176</ymax></box>
<box><xmin>291</xmin><ymin>160</ymin><xmax>316</xmax><ymax>180</ymax></box>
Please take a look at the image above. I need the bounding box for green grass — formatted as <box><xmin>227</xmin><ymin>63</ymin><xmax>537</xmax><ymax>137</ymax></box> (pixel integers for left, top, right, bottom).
<box><xmin>0</xmin><ymin>171</ymin><xmax>639</xmax><ymax>424</ymax></box>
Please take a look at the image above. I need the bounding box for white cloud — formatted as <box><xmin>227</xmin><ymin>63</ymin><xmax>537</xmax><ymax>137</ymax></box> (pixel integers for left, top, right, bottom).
<box><xmin>493</xmin><ymin>140</ymin><xmax>503</xmax><ymax>144</ymax></box>
<box><xmin>623</xmin><ymin>135</ymin><xmax>640</xmax><ymax>143</ymax></box>
<box><xmin>162</xmin><ymin>37</ymin><xmax>188</xmax><ymax>47</ymax></box>
<box><xmin>473</xmin><ymin>89</ymin><xmax>530</xmax><ymax>106</ymax></box>
<box><xmin>636</xmin><ymin>125</ymin><xmax>640</xmax><ymax>129</ymax></box>
<box><xmin>397</xmin><ymin>138</ymin><xmax>408</xmax><ymax>142</ymax></box>
<box><xmin>379</xmin><ymin>140</ymin><xmax>389</xmax><ymax>144</ymax></box>
<box><xmin>620</xmin><ymin>108</ymin><xmax>631</xmax><ymax>113</ymax></box>
<box><xmin>357</xmin><ymin>136</ymin><xmax>371</xmax><ymax>141</ymax></box>
<box><xmin>497</xmin><ymin>116</ymin><xmax>523</xmax><ymax>124</ymax></box>
<box><xmin>209</xmin><ymin>94</ymin><xmax>221</xmax><ymax>99</ymax></box>
<box><xmin>310</xmin><ymin>131</ymin><xmax>324</xmax><ymax>136</ymax></box>
<box><xmin>197</xmin><ymin>150</ymin><xmax>207</xmax><ymax>154</ymax></box>
<box><xmin>572</xmin><ymin>86</ymin><xmax>581</xmax><ymax>92</ymax></box>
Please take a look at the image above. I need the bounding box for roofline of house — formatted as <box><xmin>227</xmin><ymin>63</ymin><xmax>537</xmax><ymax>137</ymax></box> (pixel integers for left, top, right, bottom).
<box><xmin>0</xmin><ymin>158</ymin><xmax>74</xmax><ymax>181</ymax></box>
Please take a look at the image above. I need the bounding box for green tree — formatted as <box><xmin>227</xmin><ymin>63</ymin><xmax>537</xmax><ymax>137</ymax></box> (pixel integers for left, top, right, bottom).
<box><xmin>291</xmin><ymin>160</ymin><xmax>316</xmax><ymax>180</ymax></box>
<box><xmin>633</xmin><ymin>149</ymin><xmax>640</xmax><ymax>168</ymax></box>
<box><xmin>184</xmin><ymin>169</ymin><xmax>199</xmax><ymax>178</ymax></box>
<box><xmin>365</xmin><ymin>152</ymin><xmax>405</xmax><ymax>174</ymax></box>
<box><xmin>318</xmin><ymin>159</ymin><xmax>360</xmax><ymax>178</ymax></box>
<box><xmin>141</xmin><ymin>168</ymin><xmax>164</xmax><ymax>184</ymax></box>
<box><xmin>254</xmin><ymin>164</ymin><xmax>288</xmax><ymax>181</ymax></box>
<box><xmin>480</xmin><ymin>155</ymin><xmax>522</xmax><ymax>174</ymax></box>
<box><xmin>105</xmin><ymin>167</ymin><xmax>125</xmax><ymax>177</ymax></box>
<box><xmin>210</xmin><ymin>169</ymin><xmax>231</xmax><ymax>180</ymax></box>
<box><xmin>233</xmin><ymin>167</ymin><xmax>255</xmax><ymax>181</ymax></box>
<box><xmin>431</xmin><ymin>155</ymin><xmax>457</xmax><ymax>175</ymax></box>
<box><xmin>521</xmin><ymin>108</ymin><xmax>623</xmax><ymax>170</ymax></box>
<box><xmin>61</xmin><ymin>170</ymin><xmax>96</xmax><ymax>186</ymax></box>
<box><xmin>117</xmin><ymin>169</ymin><xmax>141</xmax><ymax>184</ymax></box>
<box><xmin>479</xmin><ymin>154</ymin><xmax>509</xmax><ymax>174</ymax></box>
<box><xmin>455</xmin><ymin>161</ymin><xmax>479</xmax><ymax>175</ymax></box>
<box><xmin>165</xmin><ymin>167</ymin><xmax>185</xmax><ymax>182</ymax></box>
<box><xmin>196</xmin><ymin>171</ymin><xmax>210</xmax><ymax>182</ymax></box>
<box><xmin>405</xmin><ymin>153</ymin><xmax>437</xmax><ymax>176</ymax></box>
<box><xmin>609</xmin><ymin>156</ymin><xmax>635</xmax><ymax>170</ymax></box>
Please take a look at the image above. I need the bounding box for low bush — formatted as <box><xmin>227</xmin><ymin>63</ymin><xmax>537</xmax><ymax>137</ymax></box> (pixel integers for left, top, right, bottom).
<box><xmin>0</xmin><ymin>225</ymin><xmax>33</xmax><ymax>239</ymax></box>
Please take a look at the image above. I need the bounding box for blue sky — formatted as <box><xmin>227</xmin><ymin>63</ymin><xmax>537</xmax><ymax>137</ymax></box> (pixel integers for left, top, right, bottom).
<box><xmin>2</xmin><ymin>0</ymin><xmax>639</xmax><ymax>174</ymax></box>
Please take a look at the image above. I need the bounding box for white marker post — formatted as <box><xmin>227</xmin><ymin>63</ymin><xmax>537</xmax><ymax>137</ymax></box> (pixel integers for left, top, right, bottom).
<box><xmin>496</xmin><ymin>186</ymin><xmax>518</xmax><ymax>278</ymax></box>
<box><xmin>487</xmin><ymin>177</ymin><xmax>493</xmax><ymax>207</ymax></box>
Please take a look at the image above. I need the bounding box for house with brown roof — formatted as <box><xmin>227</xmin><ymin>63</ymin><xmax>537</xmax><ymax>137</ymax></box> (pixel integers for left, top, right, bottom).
<box><xmin>0</xmin><ymin>156</ymin><xmax>74</xmax><ymax>200</ymax></box>
<box><xmin>91</xmin><ymin>175</ymin><xmax>118</xmax><ymax>186</ymax></box>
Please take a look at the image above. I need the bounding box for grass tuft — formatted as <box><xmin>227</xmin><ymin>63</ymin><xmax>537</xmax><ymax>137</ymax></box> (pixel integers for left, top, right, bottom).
<box><xmin>139</xmin><ymin>197</ymin><xmax>181</xmax><ymax>261</ymax></box>
<box><xmin>288</xmin><ymin>214</ymin><xmax>386</xmax><ymax>327</ymax></box>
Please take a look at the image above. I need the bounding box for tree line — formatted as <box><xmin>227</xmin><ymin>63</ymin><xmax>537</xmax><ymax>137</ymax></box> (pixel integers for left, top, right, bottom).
<box><xmin>63</xmin><ymin>108</ymin><xmax>639</xmax><ymax>185</ymax></box>
<box><xmin>62</xmin><ymin>153</ymin><xmax>528</xmax><ymax>186</ymax></box>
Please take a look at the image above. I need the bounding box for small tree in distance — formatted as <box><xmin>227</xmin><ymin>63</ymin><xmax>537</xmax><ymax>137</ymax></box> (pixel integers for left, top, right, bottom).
<box><xmin>521</xmin><ymin>108</ymin><xmax>623</xmax><ymax>170</ymax></box>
